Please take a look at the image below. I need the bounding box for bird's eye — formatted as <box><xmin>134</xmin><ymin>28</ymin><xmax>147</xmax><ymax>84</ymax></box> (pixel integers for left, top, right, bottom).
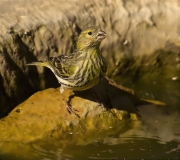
<box><xmin>88</xmin><ymin>32</ymin><xmax>92</xmax><ymax>35</ymax></box>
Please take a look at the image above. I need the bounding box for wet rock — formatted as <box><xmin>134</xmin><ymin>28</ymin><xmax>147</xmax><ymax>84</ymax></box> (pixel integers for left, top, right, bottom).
<box><xmin>1</xmin><ymin>78</ymin><xmax>158</xmax><ymax>143</ymax></box>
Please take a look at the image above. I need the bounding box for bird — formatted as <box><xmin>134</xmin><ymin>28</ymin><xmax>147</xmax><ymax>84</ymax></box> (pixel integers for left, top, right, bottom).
<box><xmin>27</xmin><ymin>26</ymin><xmax>107</xmax><ymax>117</ymax></box>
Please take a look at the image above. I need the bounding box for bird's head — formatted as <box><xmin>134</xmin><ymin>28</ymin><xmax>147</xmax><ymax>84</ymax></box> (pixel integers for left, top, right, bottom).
<box><xmin>76</xmin><ymin>26</ymin><xmax>106</xmax><ymax>51</ymax></box>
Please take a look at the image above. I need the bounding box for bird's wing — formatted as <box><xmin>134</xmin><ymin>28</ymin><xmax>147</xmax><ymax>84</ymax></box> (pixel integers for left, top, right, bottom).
<box><xmin>47</xmin><ymin>53</ymin><xmax>81</xmax><ymax>79</ymax></box>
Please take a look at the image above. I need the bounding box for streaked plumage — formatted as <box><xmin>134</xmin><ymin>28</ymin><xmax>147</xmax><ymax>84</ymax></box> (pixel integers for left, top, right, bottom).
<box><xmin>27</xmin><ymin>26</ymin><xmax>107</xmax><ymax>116</ymax></box>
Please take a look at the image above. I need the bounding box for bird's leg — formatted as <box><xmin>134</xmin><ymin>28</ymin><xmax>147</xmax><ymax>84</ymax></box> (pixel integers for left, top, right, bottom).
<box><xmin>60</xmin><ymin>86</ymin><xmax>79</xmax><ymax>117</ymax></box>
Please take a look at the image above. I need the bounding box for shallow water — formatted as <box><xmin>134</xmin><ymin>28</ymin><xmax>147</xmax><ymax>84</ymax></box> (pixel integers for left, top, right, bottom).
<box><xmin>1</xmin><ymin>126</ymin><xmax>180</xmax><ymax>159</ymax></box>
<box><xmin>0</xmin><ymin>75</ymin><xmax>180</xmax><ymax>159</ymax></box>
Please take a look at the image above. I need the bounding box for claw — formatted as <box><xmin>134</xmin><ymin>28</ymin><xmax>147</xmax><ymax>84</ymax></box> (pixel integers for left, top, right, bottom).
<box><xmin>66</xmin><ymin>105</ymin><xmax>72</xmax><ymax>114</ymax></box>
<box><xmin>64</xmin><ymin>96</ymin><xmax>80</xmax><ymax>117</ymax></box>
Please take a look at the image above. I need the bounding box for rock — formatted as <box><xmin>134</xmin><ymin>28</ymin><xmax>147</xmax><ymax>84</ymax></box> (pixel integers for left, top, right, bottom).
<box><xmin>0</xmin><ymin>0</ymin><xmax>179</xmax><ymax>117</ymax></box>
<box><xmin>1</xmin><ymin>78</ymin><xmax>157</xmax><ymax>143</ymax></box>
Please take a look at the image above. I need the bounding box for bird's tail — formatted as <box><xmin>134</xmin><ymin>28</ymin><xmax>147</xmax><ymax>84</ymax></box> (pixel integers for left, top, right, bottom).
<box><xmin>26</xmin><ymin>61</ymin><xmax>49</xmax><ymax>67</ymax></box>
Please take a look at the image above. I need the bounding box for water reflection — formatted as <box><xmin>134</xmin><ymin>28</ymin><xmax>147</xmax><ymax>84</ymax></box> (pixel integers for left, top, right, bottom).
<box><xmin>5</xmin><ymin>137</ymin><xmax>179</xmax><ymax>159</ymax></box>
<box><xmin>0</xmin><ymin>111</ymin><xmax>179</xmax><ymax>160</ymax></box>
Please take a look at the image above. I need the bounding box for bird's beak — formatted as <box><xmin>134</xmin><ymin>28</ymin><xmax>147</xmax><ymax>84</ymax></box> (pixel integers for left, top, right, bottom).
<box><xmin>97</xmin><ymin>30</ymin><xmax>107</xmax><ymax>40</ymax></box>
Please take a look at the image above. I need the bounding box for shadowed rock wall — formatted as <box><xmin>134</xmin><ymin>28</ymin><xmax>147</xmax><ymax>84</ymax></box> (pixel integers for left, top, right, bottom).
<box><xmin>0</xmin><ymin>0</ymin><xmax>179</xmax><ymax>117</ymax></box>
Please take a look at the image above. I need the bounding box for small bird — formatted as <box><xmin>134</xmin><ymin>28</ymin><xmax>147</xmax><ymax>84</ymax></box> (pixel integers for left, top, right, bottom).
<box><xmin>27</xmin><ymin>26</ymin><xmax>107</xmax><ymax>116</ymax></box>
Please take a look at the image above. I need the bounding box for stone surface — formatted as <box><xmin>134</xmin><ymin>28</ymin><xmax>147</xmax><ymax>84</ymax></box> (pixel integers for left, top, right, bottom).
<box><xmin>1</xmin><ymin>77</ymin><xmax>165</xmax><ymax>143</ymax></box>
<box><xmin>0</xmin><ymin>0</ymin><xmax>179</xmax><ymax>117</ymax></box>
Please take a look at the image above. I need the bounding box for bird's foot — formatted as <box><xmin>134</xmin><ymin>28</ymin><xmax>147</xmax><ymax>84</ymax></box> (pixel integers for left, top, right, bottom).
<box><xmin>60</xmin><ymin>86</ymin><xmax>80</xmax><ymax>118</ymax></box>
<box><xmin>65</xmin><ymin>102</ymin><xmax>80</xmax><ymax>118</ymax></box>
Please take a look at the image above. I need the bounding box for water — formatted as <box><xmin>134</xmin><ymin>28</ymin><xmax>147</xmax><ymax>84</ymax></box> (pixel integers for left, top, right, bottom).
<box><xmin>0</xmin><ymin>132</ymin><xmax>179</xmax><ymax>159</ymax></box>
<box><xmin>0</xmin><ymin>75</ymin><xmax>180</xmax><ymax>159</ymax></box>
